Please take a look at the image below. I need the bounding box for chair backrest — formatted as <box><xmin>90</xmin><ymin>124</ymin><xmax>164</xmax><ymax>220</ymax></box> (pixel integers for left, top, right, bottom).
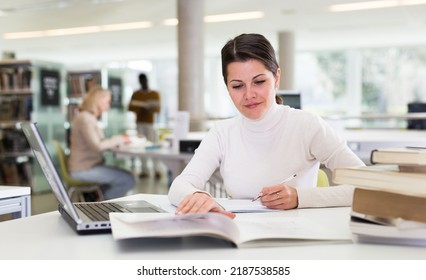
<box><xmin>317</xmin><ymin>169</ymin><xmax>330</xmax><ymax>187</ymax></box>
<box><xmin>52</xmin><ymin>140</ymin><xmax>75</xmax><ymax>185</ymax></box>
<box><xmin>53</xmin><ymin>140</ymin><xmax>99</xmax><ymax>188</ymax></box>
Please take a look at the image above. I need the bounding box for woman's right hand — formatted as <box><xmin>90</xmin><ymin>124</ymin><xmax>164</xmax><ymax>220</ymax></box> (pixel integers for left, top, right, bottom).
<box><xmin>122</xmin><ymin>134</ymin><xmax>132</xmax><ymax>144</ymax></box>
<box><xmin>111</xmin><ymin>134</ymin><xmax>132</xmax><ymax>146</ymax></box>
<box><xmin>175</xmin><ymin>192</ymin><xmax>236</xmax><ymax>219</ymax></box>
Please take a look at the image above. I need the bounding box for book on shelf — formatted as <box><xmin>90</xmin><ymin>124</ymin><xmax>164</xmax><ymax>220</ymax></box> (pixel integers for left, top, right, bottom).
<box><xmin>109</xmin><ymin>212</ymin><xmax>350</xmax><ymax>248</ymax></box>
<box><xmin>352</xmin><ymin>187</ymin><xmax>426</xmax><ymax>224</ymax></box>
<box><xmin>0</xmin><ymin>66</ymin><xmax>32</xmax><ymax>91</ymax></box>
<box><xmin>370</xmin><ymin>147</ymin><xmax>426</xmax><ymax>172</ymax></box>
<box><xmin>67</xmin><ymin>71</ymin><xmax>101</xmax><ymax>97</ymax></box>
<box><xmin>1</xmin><ymin>128</ymin><xmax>30</xmax><ymax>152</ymax></box>
<box><xmin>67</xmin><ymin>104</ymin><xmax>80</xmax><ymax>123</ymax></box>
<box><xmin>349</xmin><ymin>214</ymin><xmax>426</xmax><ymax>246</ymax></box>
<box><xmin>0</xmin><ymin>162</ymin><xmax>19</xmax><ymax>185</ymax></box>
<box><xmin>17</xmin><ymin>161</ymin><xmax>32</xmax><ymax>186</ymax></box>
<box><xmin>0</xmin><ymin>161</ymin><xmax>32</xmax><ymax>186</ymax></box>
<box><xmin>68</xmin><ymin>75</ymin><xmax>87</xmax><ymax>97</ymax></box>
<box><xmin>332</xmin><ymin>164</ymin><xmax>426</xmax><ymax>196</ymax></box>
<box><xmin>0</xmin><ymin>96</ymin><xmax>32</xmax><ymax>121</ymax></box>
<box><xmin>0</xmin><ymin>68</ymin><xmax>13</xmax><ymax>90</ymax></box>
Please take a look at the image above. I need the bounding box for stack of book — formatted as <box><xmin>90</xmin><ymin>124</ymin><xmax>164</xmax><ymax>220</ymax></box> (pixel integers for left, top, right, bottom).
<box><xmin>333</xmin><ymin>147</ymin><xmax>426</xmax><ymax>246</ymax></box>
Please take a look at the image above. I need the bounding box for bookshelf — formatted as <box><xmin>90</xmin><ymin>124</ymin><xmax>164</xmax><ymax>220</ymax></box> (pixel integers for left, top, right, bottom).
<box><xmin>65</xmin><ymin>69</ymin><xmax>126</xmax><ymax>142</ymax></box>
<box><xmin>0</xmin><ymin>60</ymin><xmax>33</xmax><ymax>187</ymax></box>
<box><xmin>0</xmin><ymin>59</ymin><xmax>67</xmax><ymax>193</ymax></box>
<box><xmin>66</xmin><ymin>70</ymin><xmax>102</xmax><ymax>126</ymax></box>
<box><xmin>64</xmin><ymin>69</ymin><xmax>128</xmax><ymax>168</ymax></box>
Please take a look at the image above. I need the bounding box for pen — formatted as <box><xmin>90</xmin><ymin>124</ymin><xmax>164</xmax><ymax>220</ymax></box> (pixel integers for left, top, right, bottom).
<box><xmin>251</xmin><ymin>174</ymin><xmax>297</xmax><ymax>202</ymax></box>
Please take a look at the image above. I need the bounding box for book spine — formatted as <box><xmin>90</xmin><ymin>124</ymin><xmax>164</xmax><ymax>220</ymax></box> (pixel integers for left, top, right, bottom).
<box><xmin>353</xmin><ymin>188</ymin><xmax>426</xmax><ymax>223</ymax></box>
<box><xmin>370</xmin><ymin>149</ymin><xmax>379</xmax><ymax>165</ymax></box>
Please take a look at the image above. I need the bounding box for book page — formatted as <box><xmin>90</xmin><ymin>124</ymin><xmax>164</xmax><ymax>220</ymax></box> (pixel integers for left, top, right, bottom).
<box><xmin>234</xmin><ymin>213</ymin><xmax>351</xmax><ymax>247</ymax></box>
<box><xmin>216</xmin><ymin>198</ymin><xmax>279</xmax><ymax>213</ymax></box>
<box><xmin>109</xmin><ymin>212</ymin><xmax>240</xmax><ymax>244</ymax></box>
<box><xmin>118</xmin><ymin>136</ymin><xmax>159</xmax><ymax>150</ymax></box>
<box><xmin>350</xmin><ymin>217</ymin><xmax>426</xmax><ymax>239</ymax></box>
<box><xmin>130</xmin><ymin>100</ymin><xmax>159</xmax><ymax>108</ymax></box>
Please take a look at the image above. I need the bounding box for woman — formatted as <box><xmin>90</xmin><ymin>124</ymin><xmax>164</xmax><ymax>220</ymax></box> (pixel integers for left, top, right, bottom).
<box><xmin>168</xmin><ymin>33</ymin><xmax>365</xmax><ymax>218</ymax></box>
<box><xmin>69</xmin><ymin>86</ymin><xmax>135</xmax><ymax>200</ymax></box>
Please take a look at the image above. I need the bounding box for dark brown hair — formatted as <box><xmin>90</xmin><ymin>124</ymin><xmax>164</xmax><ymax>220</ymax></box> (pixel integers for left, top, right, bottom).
<box><xmin>221</xmin><ymin>33</ymin><xmax>282</xmax><ymax>104</ymax></box>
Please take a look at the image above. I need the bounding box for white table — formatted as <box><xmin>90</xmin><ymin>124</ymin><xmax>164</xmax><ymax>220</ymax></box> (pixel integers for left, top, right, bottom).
<box><xmin>111</xmin><ymin>146</ymin><xmax>193</xmax><ymax>181</ymax></box>
<box><xmin>0</xmin><ymin>193</ymin><xmax>425</xmax><ymax>260</ymax></box>
<box><xmin>0</xmin><ymin>186</ymin><xmax>31</xmax><ymax>219</ymax></box>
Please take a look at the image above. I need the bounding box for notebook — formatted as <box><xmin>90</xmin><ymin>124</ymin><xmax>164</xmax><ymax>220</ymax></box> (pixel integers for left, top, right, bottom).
<box><xmin>20</xmin><ymin>122</ymin><xmax>166</xmax><ymax>234</ymax></box>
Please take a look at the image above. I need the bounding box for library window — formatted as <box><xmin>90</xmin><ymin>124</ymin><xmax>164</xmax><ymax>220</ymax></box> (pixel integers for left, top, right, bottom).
<box><xmin>132</xmin><ymin>44</ymin><xmax>426</xmax><ymax>129</ymax></box>
<box><xmin>295</xmin><ymin>45</ymin><xmax>426</xmax><ymax>128</ymax></box>
<box><xmin>295</xmin><ymin>51</ymin><xmax>348</xmax><ymax>115</ymax></box>
<box><xmin>361</xmin><ymin>46</ymin><xmax>426</xmax><ymax>114</ymax></box>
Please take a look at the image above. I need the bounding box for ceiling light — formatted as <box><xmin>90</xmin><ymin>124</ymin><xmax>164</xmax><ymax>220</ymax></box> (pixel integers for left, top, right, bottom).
<box><xmin>102</xmin><ymin>21</ymin><xmax>152</xmax><ymax>31</ymax></box>
<box><xmin>3</xmin><ymin>21</ymin><xmax>152</xmax><ymax>39</ymax></box>
<box><xmin>46</xmin><ymin>26</ymin><xmax>101</xmax><ymax>36</ymax></box>
<box><xmin>329</xmin><ymin>1</ymin><xmax>398</xmax><ymax>12</ymax></box>
<box><xmin>402</xmin><ymin>0</ymin><xmax>426</xmax><ymax>5</ymax></box>
<box><xmin>204</xmin><ymin>11</ymin><xmax>264</xmax><ymax>23</ymax></box>
<box><xmin>329</xmin><ymin>0</ymin><xmax>426</xmax><ymax>12</ymax></box>
<box><xmin>4</xmin><ymin>31</ymin><xmax>45</xmax><ymax>39</ymax></box>
<box><xmin>127</xmin><ymin>60</ymin><xmax>152</xmax><ymax>71</ymax></box>
<box><xmin>162</xmin><ymin>11</ymin><xmax>264</xmax><ymax>26</ymax></box>
<box><xmin>163</xmin><ymin>18</ymin><xmax>179</xmax><ymax>26</ymax></box>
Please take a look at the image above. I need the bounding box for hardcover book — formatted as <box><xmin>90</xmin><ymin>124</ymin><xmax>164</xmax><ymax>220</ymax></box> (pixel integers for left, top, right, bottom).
<box><xmin>109</xmin><ymin>212</ymin><xmax>350</xmax><ymax>248</ymax></box>
<box><xmin>333</xmin><ymin>164</ymin><xmax>426</xmax><ymax>197</ymax></box>
<box><xmin>350</xmin><ymin>215</ymin><xmax>426</xmax><ymax>246</ymax></box>
<box><xmin>370</xmin><ymin>147</ymin><xmax>426</xmax><ymax>172</ymax></box>
<box><xmin>352</xmin><ymin>188</ymin><xmax>426</xmax><ymax>223</ymax></box>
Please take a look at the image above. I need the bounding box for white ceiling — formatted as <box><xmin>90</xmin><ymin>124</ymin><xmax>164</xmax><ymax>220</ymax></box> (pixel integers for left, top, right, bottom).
<box><xmin>1</xmin><ymin>0</ymin><xmax>426</xmax><ymax>67</ymax></box>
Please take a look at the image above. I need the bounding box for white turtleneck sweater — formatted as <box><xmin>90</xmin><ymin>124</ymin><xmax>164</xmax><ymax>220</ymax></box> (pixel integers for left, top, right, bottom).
<box><xmin>168</xmin><ymin>103</ymin><xmax>365</xmax><ymax>208</ymax></box>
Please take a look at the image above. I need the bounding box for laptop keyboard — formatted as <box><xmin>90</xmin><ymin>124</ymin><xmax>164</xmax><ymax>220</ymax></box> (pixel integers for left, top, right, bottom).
<box><xmin>75</xmin><ymin>202</ymin><xmax>127</xmax><ymax>221</ymax></box>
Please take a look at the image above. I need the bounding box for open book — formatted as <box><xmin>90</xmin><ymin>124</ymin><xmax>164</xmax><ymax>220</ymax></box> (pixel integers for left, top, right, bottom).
<box><xmin>215</xmin><ymin>198</ymin><xmax>280</xmax><ymax>213</ymax></box>
<box><xmin>130</xmin><ymin>100</ymin><xmax>160</xmax><ymax>109</ymax></box>
<box><xmin>109</xmin><ymin>212</ymin><xmax>350</xmax><ymax>248</ymax></box>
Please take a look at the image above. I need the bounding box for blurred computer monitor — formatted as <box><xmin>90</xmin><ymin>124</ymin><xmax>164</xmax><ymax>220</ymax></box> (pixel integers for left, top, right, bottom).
<box><xmin>407</xmin><ymin>102</ymin><xmax>426</xmax><ymax>130</ymax></box>
<box><xmin>277</xmin><ymin>90</ymin><xmax>301</xmax><ymax>109</ymax></box>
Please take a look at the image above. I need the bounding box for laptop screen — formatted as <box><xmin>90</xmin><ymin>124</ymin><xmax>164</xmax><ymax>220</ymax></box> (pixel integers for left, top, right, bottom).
<box><xmin>20</xmin><ymin>122</ymin><xmax>82</xmax><ymax>222</ymax></box>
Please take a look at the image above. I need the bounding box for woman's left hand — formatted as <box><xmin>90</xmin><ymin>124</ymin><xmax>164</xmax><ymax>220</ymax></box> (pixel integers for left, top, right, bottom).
<box><xmin>258</xmin><ymin>184</ymin><xmax>298</xmax><ymax>210</ymax></box>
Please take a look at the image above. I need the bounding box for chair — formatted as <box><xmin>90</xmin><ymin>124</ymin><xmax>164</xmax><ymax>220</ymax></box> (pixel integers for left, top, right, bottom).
<box><xmin>316</xmin><ymin>169</ymin><xmax>330</xmax><ymax>187</ymax></box>
<box><xmin>52</xmin><ymin>140</ymin><xmax>104</xmax><ymax>202</ymax></box>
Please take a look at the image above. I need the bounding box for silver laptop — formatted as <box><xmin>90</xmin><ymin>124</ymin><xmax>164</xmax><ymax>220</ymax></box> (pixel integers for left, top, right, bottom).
<box><xmin>20</xmin><ymin>122</ymin><xmax>166</xmax><ymax>234</ymax></box>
